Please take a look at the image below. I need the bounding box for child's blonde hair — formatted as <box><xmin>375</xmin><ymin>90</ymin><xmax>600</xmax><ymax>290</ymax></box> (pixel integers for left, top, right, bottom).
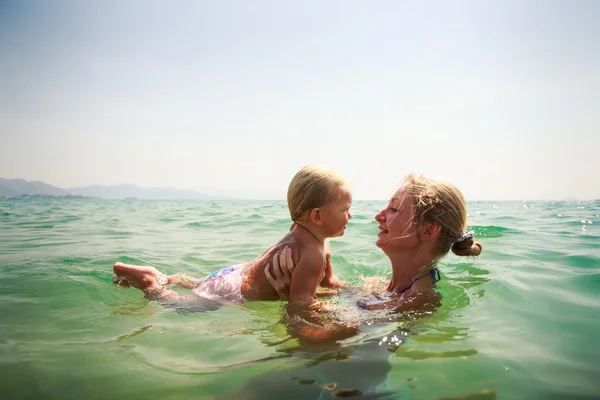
<box><xmin>287</xmin><ymin>165</ymin><xmax>350</xmax><ymax>223</ymax></box>
<box><xmin>398</xmin><ymin>174</ymin><xmax>482</xmax><ymax>260</ymax></box>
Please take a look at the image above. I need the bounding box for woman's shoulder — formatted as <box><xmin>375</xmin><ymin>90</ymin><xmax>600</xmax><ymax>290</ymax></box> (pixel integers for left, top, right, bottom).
<box><xmin>393</xmin><ymin>288</ymin><xmax>441</xmax><ymax>313</ymax></box>
<box><xmin>358</xmin><ymin>285</ymin><xmax>440</xmax><ymax>313</ymax></box>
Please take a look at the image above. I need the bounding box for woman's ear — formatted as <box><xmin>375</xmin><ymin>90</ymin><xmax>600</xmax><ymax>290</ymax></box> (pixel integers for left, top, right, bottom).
<box><xmin>418</xmin><ymin>221</ymin><xmax>441</xmax><ymax>242</ymax></box>
<box><xmin>309</xmin><ymin>208</ymin><xmax>322</xmax><ymax>225</ymax></box>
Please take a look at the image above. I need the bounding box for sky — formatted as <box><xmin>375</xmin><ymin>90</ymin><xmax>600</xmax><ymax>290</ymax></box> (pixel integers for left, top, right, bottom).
<box><xmin>1</xmin><ymin>0</ymin><xmax>599</xmax><ymax>200</ymax></box>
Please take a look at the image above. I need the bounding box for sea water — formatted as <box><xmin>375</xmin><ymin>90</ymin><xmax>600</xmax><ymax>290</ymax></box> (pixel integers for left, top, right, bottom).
<box><xmin>0</xmin><ymin>199</ymin><xmax>598</xmax><ymax>399</ymax></box>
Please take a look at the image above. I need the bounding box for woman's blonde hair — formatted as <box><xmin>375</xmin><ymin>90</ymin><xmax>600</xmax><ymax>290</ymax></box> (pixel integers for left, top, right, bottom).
<box><xmin>399</xmin><ymin>174</ymin><xmax>482</xmax><ymax>260</ymax></box>
<box><xmin>287</xmin><ymin>165</ymin><xmax>350</xmax><ymax>223</ymax></box>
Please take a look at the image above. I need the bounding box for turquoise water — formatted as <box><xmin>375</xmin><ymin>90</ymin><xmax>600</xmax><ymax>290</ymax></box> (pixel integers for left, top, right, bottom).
<box><xmin>0</xmin><ymin>199</ymin><xmax>599</xmax><ymax>399</ymax></box>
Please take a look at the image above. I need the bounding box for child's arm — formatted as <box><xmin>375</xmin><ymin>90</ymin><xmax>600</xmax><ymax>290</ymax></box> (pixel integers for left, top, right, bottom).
<box><xmin>318</xmin><ymin>240</ymin><xmax>346</xmax><ymax>289</ymax></box>
<box><xmin>319</xmin><ymin>260</ymin><xmax>343</xmax><ymax>288</ymax></box>
<box><xmin>266</xmin><ymin>249</ymin><xmax>359</xmax><ymax>344</ymax></box>
<box><xmin>288</xmin><ymin>249</ymin><xmax>327</xmax><ymax>304</ymax></box>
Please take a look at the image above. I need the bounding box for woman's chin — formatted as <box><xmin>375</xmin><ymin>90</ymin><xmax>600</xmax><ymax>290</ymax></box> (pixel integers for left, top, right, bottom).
<box><xmin>376</xmin><ymin>236</ymin><xmax>399</xmax><ymax>253</ymax></box>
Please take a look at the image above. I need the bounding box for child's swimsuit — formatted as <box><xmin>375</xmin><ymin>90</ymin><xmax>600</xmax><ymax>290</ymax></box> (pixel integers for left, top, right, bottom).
<box><xmin>192</xmin><ymin>264</ymin><xmax>246</xmax><ymax>303</ymax></box>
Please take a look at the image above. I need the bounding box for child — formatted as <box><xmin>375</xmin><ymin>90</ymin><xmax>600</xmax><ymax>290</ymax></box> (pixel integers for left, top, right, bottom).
<box><xmin>113</xmin><ymin>164</ymin><xmax>353</xmax><ymax>306</ymax></box>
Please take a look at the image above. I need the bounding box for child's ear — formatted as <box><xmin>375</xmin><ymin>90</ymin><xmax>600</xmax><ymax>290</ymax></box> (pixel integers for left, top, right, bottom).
<box><xmin>310</xmin><ymin>208</ymin><xmax>322</xmax><ymax>225</ymax></box>
<box><xmin>418</xmin><ymin>221</ymin><xmax>441</xmax><ymax>242</ymax></box>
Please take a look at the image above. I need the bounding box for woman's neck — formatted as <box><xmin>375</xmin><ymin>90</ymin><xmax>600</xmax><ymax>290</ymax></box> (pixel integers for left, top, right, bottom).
<box><xmin>385</xmin><ymin>250</ymin><xmax>435</xmax><ymax>294</ymax></box>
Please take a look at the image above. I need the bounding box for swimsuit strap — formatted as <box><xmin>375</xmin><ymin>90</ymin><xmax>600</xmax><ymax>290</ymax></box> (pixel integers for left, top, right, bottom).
<box><xmin>398</xmin><ymin>266</ymin><xmax>441</xmax><ymax>294</ymax></box>
<box><xmin>431</xmin><ymin>266</ymin><xmax>441</xmax><ymax>284</ymax></box>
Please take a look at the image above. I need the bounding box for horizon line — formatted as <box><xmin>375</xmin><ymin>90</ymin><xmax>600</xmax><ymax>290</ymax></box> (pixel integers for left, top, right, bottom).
<box><xmin>1</xmin><ymin>177</ymin><xmax>597</xmax><ymax>203</ymax></box>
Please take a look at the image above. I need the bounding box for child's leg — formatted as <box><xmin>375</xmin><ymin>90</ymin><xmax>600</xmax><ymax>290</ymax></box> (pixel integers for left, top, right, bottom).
<box><xmin>168</xmin><ymin>273</ymin><xmax>203</xmax><ymax>289</ymax></box>
<box><xmin>113</xmin><ymin>262</ymin><xmax>190</xmax><ymax>301</ymax></box>
<box><xmin>114</xmin><ymin>262</ymin><xmax>203</xmax><ymax>289</ymax></box>
<box><xmin>113</xmin><ymin>262</ymin><xmax>223</xmax><ymax>311</ymax></box>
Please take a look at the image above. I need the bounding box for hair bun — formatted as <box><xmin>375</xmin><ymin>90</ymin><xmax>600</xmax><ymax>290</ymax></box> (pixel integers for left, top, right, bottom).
<box><xmin>451</xmin><ymin>238</ymin><xmax>482</xmax><ymax>256</ymax></box>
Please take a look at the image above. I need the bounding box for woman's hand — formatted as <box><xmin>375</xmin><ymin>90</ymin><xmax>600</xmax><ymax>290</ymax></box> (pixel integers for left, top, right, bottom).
<box><xmin>264</xmin><ymin>246</ymin><xmax>295</xmax><ymax>300</ymax></box>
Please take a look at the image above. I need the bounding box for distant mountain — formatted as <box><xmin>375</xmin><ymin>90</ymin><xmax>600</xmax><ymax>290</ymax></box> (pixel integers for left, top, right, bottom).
<box><xmin>1</xmin><ymin>178</ymin><xmax>226</xmax><ymax>200</ymax></box>
<box><xmin>69</xmin><ymin>184</ymin><xmax>222</xmax><ymax>200</ymax></box>
<box><xmin>0</xmin><ymin>178</ymin><xmax>69</xmax><ymax>197</ymax></box>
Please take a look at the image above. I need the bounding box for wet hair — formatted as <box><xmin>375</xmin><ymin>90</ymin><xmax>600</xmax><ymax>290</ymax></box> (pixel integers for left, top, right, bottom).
<box><xmin>398</xmin><ymin>174</ymin><xmax>482</xmax><ymax>261</ymax></box>
<box><xmin>287</xmin><ymin>165</ymin><xmax>351</xmax><ymax>224</ymax></box>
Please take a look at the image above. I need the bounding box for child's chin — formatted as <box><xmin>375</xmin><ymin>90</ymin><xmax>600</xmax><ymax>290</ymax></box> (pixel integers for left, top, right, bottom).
<box><xmin>329</xmin><ymin>228</ymin><xmax>346</xmax><ymax>238</ymax></box>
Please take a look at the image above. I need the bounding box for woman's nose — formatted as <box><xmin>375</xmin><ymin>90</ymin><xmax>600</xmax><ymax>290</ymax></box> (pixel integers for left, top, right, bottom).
<box><xmin>375</xmin><ymin>211</ymin><xmax>384</xmax><ymax>222</ymax></box>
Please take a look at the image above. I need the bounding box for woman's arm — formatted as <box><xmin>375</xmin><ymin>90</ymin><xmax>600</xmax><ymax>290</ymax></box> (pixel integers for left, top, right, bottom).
<box><xmin>264</xmin><ymin>246</ymin><xmax>294</xmax><ymax>300</ymax></box>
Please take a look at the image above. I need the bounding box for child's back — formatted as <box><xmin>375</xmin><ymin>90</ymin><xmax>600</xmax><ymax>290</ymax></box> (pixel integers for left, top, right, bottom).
<box><xmin>240</xmin><ymin>223</ymin><xmax>327</xmax><ymax>301</ymax></box>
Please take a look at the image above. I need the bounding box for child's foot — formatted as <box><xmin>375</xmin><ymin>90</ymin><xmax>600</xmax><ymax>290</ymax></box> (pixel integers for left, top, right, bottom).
<box><xmin>113</xmin><ymin>262</ymin><xmax>167</xmax><ymax>293</ymax></box>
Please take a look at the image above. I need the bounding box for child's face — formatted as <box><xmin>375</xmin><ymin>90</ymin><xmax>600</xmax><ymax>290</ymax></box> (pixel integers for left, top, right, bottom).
<box><xmin>319</xmin><ymin>190</ymin><xmax>353</xmax><ymax>238</ymax></box>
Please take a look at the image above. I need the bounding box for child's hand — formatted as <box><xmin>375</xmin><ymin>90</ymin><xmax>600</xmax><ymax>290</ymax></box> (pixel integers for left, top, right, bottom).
<box><xmin>320</xmin><ymin>274</ymin><xmax>346</xmax><ymax>289</ymax></box>
<box><xmin>264</xmin><ymin>246</ymin><xmax>295</xmax><ymax>300</ymax></box>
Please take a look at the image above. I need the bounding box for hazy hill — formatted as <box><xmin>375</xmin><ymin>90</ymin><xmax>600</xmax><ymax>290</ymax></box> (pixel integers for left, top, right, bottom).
<box><xmin>0</xmin><ymin>178</ymin><xmax>69</xmax><ymax>197</ymax></box>
<box><xmin>1</xmin><ymin>178</ymin><xmax>223</xmax><ymax>199</ymax></box>
<box><xmin>69</xmin><ymin>184</ymin><xmax>222</xmax><ymax>200</ymax></box>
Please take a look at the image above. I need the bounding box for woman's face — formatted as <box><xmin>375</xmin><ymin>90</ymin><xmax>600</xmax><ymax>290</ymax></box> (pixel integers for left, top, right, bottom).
<box><xmin>374</xmin><ymin>189</ymin><xmax>419</xmax><ymax>252</ymax></box>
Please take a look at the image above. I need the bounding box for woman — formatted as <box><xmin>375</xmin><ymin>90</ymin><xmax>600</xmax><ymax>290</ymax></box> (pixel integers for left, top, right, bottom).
<box><xmin>266</xmin><ymin>173</ymin><xmax>483</xmax><ymax>311</ymax></box>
